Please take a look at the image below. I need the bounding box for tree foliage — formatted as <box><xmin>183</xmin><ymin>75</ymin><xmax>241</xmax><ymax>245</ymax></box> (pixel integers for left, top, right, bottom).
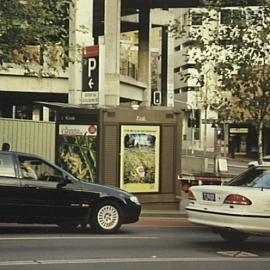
<box><xmin>171</xmin><ymin>2</ymin><xmax>270</xmax><ymax>160</ymax></box>
<box><xmin>0</xmin><ymin>0</ymin><xmax>72</xmax><ymax>74</ymax></box>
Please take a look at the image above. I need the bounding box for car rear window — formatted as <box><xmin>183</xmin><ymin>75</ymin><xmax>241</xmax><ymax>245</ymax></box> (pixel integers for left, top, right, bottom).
<box><xmin>228</xmin><ymin>167</ymin><xmax>270</xmax><ymax>187</ymax></box>
<box><xmin>0</xmin><ymin>154</ymin><xmax>16</xmax><ymax>178</ymax></box>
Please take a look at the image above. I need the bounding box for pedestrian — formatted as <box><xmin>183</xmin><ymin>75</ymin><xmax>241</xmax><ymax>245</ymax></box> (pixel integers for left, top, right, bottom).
<box><xmin>228</xmin><ymin>136</ymin><xmax>235</xmax><ymax>159</ymax></box>
<box><xmin>1</xmin><ymin>142</ymin><xmax>10</xmax><ymax>151</ymax></box>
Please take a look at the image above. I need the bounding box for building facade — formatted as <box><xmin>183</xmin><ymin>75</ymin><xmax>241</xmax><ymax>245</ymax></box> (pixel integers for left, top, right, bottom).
<box><xmin>173</xmin><ymin>6</ymin><xmax>270</xmax><ymax>157</ymax></box>
<box><xmin>0</xmin><ymin>0</ymin><xmax>175</xmax><ymax>121</ymax></box>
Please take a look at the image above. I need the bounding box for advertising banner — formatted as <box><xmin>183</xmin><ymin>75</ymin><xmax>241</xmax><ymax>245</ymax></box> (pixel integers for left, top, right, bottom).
<box><xmin>58</xmin><ymin>124</ymin><xmax>97</xmax><ymax>182</ymax></box>
<box><xmin>120</xmin><ymin>125</ymin><xmax>160</xmax><ymax>193</ymax></box>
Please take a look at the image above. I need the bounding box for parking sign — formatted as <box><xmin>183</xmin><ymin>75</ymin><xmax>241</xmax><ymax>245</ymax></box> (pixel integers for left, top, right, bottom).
<box><xmin>82</xmin><ymin>46</ymin><xmax>99</xmax><ymax>104</ymax></box>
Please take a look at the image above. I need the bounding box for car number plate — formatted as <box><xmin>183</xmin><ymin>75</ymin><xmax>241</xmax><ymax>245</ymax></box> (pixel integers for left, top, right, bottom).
<box><xmin>203</xmin><ymin>192</ymin><xmax>216</xmax><ymax>201</ymax></box>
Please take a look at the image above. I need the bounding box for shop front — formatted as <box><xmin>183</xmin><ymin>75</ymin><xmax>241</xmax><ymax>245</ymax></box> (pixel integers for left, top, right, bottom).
<box><xmin>228</xmin><ymin>124</ymin><xmax>258</xmax><ymax>158</ymax></box>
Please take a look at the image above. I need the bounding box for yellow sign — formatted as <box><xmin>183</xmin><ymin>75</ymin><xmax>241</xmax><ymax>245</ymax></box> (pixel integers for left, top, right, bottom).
<box><xmin>120</xmin><ymin>125</ymin><xmax>160</xmax><ymax>193</ymax></box>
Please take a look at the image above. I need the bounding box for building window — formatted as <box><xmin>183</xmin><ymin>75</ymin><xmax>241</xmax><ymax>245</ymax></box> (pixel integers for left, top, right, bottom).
<box><xmin>181</xmin><ymin>63</ymin><xmax>196</xmax><ymax>70</ymax></box>
<box><xmin>191</xmin><ymin>12</ymin><xmax>203</xmax><ymax>25</ymax></box>
<box><xmin>175</xmin><ymin>45</ymin><xmax>181</xmax><ymax>52</ymax></box>
<box><xmin>220</xmin><ymin>9</ymin><xmax>244</xmax><ymax>25</ymax></box>
<box><xmin>179</xmin><ymin>87</ymin><xmax>199</xmax><ymax>92</ymax></box>
<box><xmin>220</xmin><ymin>9</ymin><xmax>231</xmax><ymax>25</ymax></box>
<box><xmin>188</xmin><ymin>110</ymin><xmax>200</xmax><ymax>128</ymax></box>
<box><xmin>174</xmin><ymin>67</ymin><xmax>181</xmax><ymax>73</ymax></box>
<box><xmin>183</xmin><ymin>40</ymin><xmax>201</xmax><ymax>48</ymax></box>
<box><xmin>15</xmin><ymin>105</ymin><xmax>33</xmax><ymax>120</ymax></box>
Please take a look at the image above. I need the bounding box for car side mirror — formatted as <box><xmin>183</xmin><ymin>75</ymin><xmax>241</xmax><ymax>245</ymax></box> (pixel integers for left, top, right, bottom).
<box><xmin>57</xmin><ymin>177</ymin><xmax>72</xmax><ymax>188</ymax></box>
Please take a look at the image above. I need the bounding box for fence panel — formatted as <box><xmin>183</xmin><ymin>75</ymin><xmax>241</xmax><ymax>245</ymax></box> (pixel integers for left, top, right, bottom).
<box><xmin>0</xmin><ymin>118</ymin><xmax>56</xmax><ymax>162</ymax></box>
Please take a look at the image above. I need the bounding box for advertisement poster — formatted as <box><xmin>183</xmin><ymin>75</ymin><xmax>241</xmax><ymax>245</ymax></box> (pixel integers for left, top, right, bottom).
<box><xmin>58</xmin><ymin>124</ymin><xmax>97</xmax><ymax>182</ymax></box>
<box><xmin>120</xmin><ymin>125</ymin><xmax>160</xmax><ymax>193</ymax></box>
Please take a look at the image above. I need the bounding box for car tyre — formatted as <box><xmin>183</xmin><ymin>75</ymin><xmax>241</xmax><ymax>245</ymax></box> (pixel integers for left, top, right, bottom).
<box><xmin>219</xmin><ymin>230</ymin><xmax>249</xmax><ymax>243</ymax></box>
<box><xmin>90</xmin><ymin>201</ymin><xmax>123</xmax><ymax>234</ymax></box>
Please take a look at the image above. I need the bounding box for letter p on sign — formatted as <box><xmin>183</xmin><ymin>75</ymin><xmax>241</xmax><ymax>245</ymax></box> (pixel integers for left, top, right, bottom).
<box><xmin>88</xmin><ymin>58</ymin><xmax>96</xmax><ymax>77</ymax></box>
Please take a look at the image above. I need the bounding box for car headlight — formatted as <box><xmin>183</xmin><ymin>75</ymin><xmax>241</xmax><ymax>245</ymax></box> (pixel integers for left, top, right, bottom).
<box><xmin>129</xmin><ymin>196</ymin><xmax>140</xmax><ymax>205</ymax></box>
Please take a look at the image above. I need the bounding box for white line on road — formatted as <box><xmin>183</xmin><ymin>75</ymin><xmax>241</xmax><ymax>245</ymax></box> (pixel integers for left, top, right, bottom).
<box><xmin>0</xmin><ymin>236</ymin><xmax>158</xmax><ymax>241</ymax></box>
<box><xmin>1</xmin><ymin>257</ymin><xmax>270</xmax><ymax>266</ymax></box>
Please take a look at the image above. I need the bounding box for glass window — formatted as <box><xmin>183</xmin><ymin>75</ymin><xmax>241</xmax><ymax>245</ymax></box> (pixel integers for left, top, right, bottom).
<box><xmin>191</xmin><ymin>12</ymin><xmax>203</xmax><ymax>25</ymax></box>
<box><xmin>174</xmin><ymin>67</ymin><xmax>181</xmax><ymax>73</ymax></box>
<box><xmin>232</xmin><ymin>10</ymin><xmax>244</xmax><ymax>25</ymax></box>
<box><xmin>228</xmin><ymin>167</ymin><xmax>270</xmax><ymax>187</ymax></box>
<box><xmin>251</xmin><ymin>173</ymin><xmax>270</xmax><ymax>188</ymax></box>
<box><xmin>175</xmin><ymin>45</ymin><xmax>181</xmax><ymax>52</ymax></box>
<box><xmin>220</xmin><ymin>9</ymin><xmax>244</xmax><ymax>25</ymax></box>
<box><xmin>18</xmin><ymin>155</ymin><xmax>63</xmax><ymax>182</ymax></box>
<box><xmin>220</xmin><ymin>9</ymin><xmax>231</xmax><ymax>25</ymax></box>
<box><xmin>0</xmin><ymin>154</ymin><xmax>16</xmax><ymax>178</ymax></box>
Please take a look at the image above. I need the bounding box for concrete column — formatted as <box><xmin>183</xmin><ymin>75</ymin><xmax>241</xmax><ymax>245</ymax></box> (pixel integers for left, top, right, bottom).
<box><xmin>32</xmin><ymin>106</ymin><xmax>40</xmax><ymax>121</ymax></box>
<box><xmin>68</xmin><ymin>0</ymin><xmax>94</xmax><ymax>105</ymax></box>
<box><xmin>104</xmin><ymin>0</ymin><xmax>121</xmax><ymax>106</ymax></box>
<box><xmin>161</xmin><ymin>26</ymin><xmax>168</xmax><ymax>106</ymax></box>
<box><xmin>167</xmin><ymin>26</ymin><xmax>175</xmax><ymax>107</ymax></box>
<box><xmin>43</xmin><ymin>107</ymin><xmax>50</xmax><ymax>122</ymax></box>
<box><xmin>161</xmin><ymin>25</ymin><xmax>174</xmax><ymax>107</ymax></box>
<box><xmin>138</xmin><ymin>9</ymin><xmax>151</xmax><ymax>107</ymax></box>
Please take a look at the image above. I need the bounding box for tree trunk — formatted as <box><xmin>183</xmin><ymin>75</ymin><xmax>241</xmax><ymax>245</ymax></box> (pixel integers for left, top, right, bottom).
<box><xmin>203</xmin><ymin>106</ymin><xmax>208</xmax><ymax>156</ymax></box>
<box><xmin>258</xmin><ymin>121</ymin><xmax>264</xmax><ymax>164</ymax></box>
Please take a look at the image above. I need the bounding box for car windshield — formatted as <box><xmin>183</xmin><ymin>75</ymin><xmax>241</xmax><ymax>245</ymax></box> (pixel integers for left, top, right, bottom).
<box><xmin>227</xmin><ymin>166</ymin><xmax>270</xmax><ymax>188</ymax></box>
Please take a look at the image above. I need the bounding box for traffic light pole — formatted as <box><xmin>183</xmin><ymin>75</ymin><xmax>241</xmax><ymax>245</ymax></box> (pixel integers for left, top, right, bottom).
<box><xmin>174</xmin><ymin>100</ymin><xmax>194</xmax><ymax>155</ymax></box>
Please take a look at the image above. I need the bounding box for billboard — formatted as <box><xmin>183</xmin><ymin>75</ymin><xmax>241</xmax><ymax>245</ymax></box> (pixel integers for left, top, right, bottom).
<box><xmin>120</xmin><ymin>125</ymin><xmax>160</xmax><ymax>193</ymax></box>
<box><xmin>58</xmin><ymin>124</ymin><xmax>97</xmax><ymax>182</ymax></box>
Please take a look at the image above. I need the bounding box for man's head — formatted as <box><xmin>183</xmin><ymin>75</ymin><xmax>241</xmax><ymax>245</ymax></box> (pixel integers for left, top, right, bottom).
<box><xmin>1</xmin><ymin>142</ymin><xmax>10</xmax><ymax>151</ymax></box>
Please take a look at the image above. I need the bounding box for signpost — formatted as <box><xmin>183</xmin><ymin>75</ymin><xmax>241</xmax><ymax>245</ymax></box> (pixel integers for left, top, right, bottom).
<box><xmin>82</xmin><ymin>46</ymin><xmax>100</xmax><ymax>104</ymax></box>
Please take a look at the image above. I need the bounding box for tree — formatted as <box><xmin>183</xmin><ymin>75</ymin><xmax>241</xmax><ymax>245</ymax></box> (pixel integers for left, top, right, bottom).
<box><xmin>215</xmin><ymin>4</ymin><xmax>270</xmax><ymax>163</ymax></box>
<box><xmin>171</xmin><ymin>7</ymin><xmax>231</xmax><ymax>155</ymax></box>
<box><xmin>171</xmin><ymin>2</ymin><xmax>270</xmax><ymax>163</ymax></box>
<box><xmin>0</xmin><ymin>0</ymin><xmax>72</xmax><ymax>75</ymax></box>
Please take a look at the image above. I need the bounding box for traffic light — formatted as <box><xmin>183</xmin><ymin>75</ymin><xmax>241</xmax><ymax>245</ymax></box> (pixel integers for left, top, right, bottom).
<box><xmin>153</xmin><ymin>91</ymin><xmax>161</xmax><ymax>105</ymax></box>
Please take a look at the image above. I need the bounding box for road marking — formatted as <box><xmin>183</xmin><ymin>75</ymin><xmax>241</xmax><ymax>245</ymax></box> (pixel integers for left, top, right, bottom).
<box><xmin>0</xmin><ymin>236</ymin><xmax>158</xmax><ymax>241</ymax></box>
<box><xmin>0</xmin><ymin>257</ymin><xmax>270</xmax><ymax>266</ymax></box>
<box><xmin>217</xmin><ymin>251</ymin><xmax>258</xmax><ymax>257</ymax></box>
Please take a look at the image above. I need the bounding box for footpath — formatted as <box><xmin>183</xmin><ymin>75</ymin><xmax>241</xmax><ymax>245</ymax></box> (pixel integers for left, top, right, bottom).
<box><xmin>123</xmin><ymin>210</ymin><xmax>191</xmax><ymax>228</ymax></box>
<box><xmin>126</xmin><ymin>210</ymin><xmax>191</xmax><ymax>228</ymax></box>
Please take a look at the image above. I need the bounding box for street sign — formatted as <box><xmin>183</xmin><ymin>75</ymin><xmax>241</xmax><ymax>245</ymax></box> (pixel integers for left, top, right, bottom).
<box><xmin>201</xmin><ymin>118</ymin><xmax>215</xmax><ymax>124</ymax></box>
<box><xmin>82</xmin><ymin>46</ymin><xmax>99</xmax><ymax>104</ymax></box>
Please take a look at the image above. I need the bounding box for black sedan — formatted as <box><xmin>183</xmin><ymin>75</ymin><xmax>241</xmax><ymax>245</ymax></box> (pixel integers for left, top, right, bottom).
<box><xmin>0</xmin><ymin>151</ymin><xmax>141</xmax><ymax>233</ymax></box>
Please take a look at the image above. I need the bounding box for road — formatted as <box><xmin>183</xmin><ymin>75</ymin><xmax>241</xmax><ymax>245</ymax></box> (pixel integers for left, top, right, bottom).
<box><xmin>0</xmin><ymin>218</ymin><xmax>270</xmax><ymax>270</ymax></box>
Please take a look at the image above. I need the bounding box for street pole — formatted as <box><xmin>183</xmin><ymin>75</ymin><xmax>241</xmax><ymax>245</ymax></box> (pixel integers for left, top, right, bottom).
<box><xmin>203</xmin><ymin>105</ymin><xmax>208</xmax><ymax>157</ymax></box>
<box><xmin>174</xmin><ymin>100</ymin><xmax>194</xmax><ymax>155</ymax></box>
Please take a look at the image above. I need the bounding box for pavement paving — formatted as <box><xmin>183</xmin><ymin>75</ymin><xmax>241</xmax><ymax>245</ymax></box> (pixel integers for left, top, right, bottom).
<box><xmin>141</xmin><ymin>210</ymin><xmax>187</xmax><ymax>218</ymax></box>
<box><xmin>131</xmin><ymin>210</ymin><xmax>191</xmax><ymax>227</ymax></box>
<box><xmin>126</xmin><ymin>216</ymin><xmax>192</xmax><ymax>228</ymax></box>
